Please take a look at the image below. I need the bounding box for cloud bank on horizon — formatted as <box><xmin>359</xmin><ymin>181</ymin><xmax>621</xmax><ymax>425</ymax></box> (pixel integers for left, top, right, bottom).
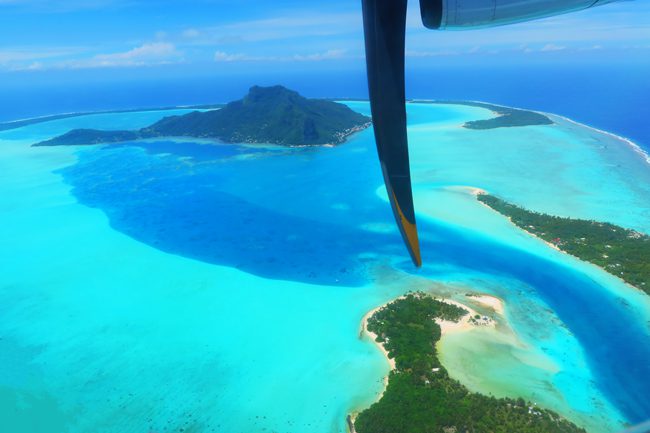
<box><xmin>0</xmin><ymin>0</ymin><xmax>648</xmax><ymax>73</ymax></box>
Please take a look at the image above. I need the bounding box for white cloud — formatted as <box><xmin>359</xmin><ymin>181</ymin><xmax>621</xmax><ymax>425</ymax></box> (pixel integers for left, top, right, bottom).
<box><xmin>0</xmin><ymin>42</ymin><xmax>183</xmax><ymax>71</ymax></box>
<box><xmin>9</xmin><ymin>43</ymin><xmax>184</xmax><ymax>70</ymax></box>
<box><xmin>183</xmin><ymin>28</ymin><xmax>200</xmax><ymax>38</ymax></box>
<box><xmin>541</xmin><ymin>43</ymin><xmax>566</xmax><ymax>52</ymax></box>
<box><xmin>406</xmin><ymin>49</ymin><xmax>459</xmax><ymax>57</ymax></box>
<box><xmin>0</xmin><ymin>47</ymin><xmax>82</xmax><ymax>63</ymax></box>
<box><xmin>0</xmin><ymin>47</ymin><xmax>90</xmax><ymax>71</ymax></box>
<box><xmin>64</xmin><ymin>42</ymin><xmax>183</xmax><ymax>68</ymax></box>
<box><xmin>292</xmin><ymin>49</ymin><xmax>346</xmax><ymax>61</ymax></box>
<box><xmin>214</xmin><ymin>49</ymin><xmax>348</xmax><ymax>63</ymax></box>
<box><xmin>214</xmin><ymin>51</ymin><xmax>255</xmax><ymax>62</ymax></box>
<box><xmin>0</xmin><ymin>0</ymin><xmax>128</xmax><ymax>12</ymax></box>
<box><xmin>94</xmin><ymin>42</ymin><xmax>179</xmax><ymax>62</ymax></box>
<box><xmin>19</xmin><ymin>61</ymin><xmax>44</xmax><ymax>71</ymax></box>
<box><xmin>185</xmin><ymin>12</ymin><xmax>361</xmax><ymax>46</ymax></box>
<box><xmin>214</xmin><ymin>51</ymin><xmax>272</xmax><ymax>62</ymax></box>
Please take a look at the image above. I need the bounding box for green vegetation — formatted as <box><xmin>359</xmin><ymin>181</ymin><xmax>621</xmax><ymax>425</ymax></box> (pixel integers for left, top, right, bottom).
<box><xmin>38</xmin><ymin>129</ymin><xmax>141</xmax><ymax>145</ymax></box>
<box><xmin>354</xmin><ymin>293</ymin><xmax>586</xmax><ymax>433</ymax></box>
<box><xmin>434</xmin><ymin>101</ymin><xmax>553</xmax><ymax>130</ymax></box>
<box><xmin>478</xmin><ymin>194</ymin><xmax>650</xmax><ymax>294</ymax></box>
<box><xmin>34</xmin><ymin>86</ymin><xmax>370</xmax><ymax>147</ymax></box>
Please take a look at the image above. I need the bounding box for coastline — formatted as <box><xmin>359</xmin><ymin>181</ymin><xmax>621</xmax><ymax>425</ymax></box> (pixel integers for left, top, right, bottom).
<box><xmin>545</xmin><ymin>112</ymin><xmax>650</xmax><ymax>166</ymax></box>
<box><xmin>474</xmin><ymin>190</ymin><xmax>650</xmax><ymax>297</ymax></box>
<box><xmin>435</xmin><ymin>297</ymin><xmax>497</xmax><ymax>335</ymax></box>
<box><xmin>359</xmin><ymin>304</ymin><xmax>397</xmax><ymax>372</ymax></box>
<box><xmin>350</xmin><ymin>293</ymin><xmax>501</xmax><ymax>432</ymax></box>
<box><xmin>471</xmin><ymin>187</ymin><xmax>564</xmax><ymax>255</ymax></box>
<box><xmin>465</xmin><ymin>293</ymin><xmax>505</xmax><ymax>315</ymax></box>
<box><xmin>349</xmin><ymin>298</ymin><xmax>405</xmax><ymax>431</ymax></box>
<box><xmin>358</xmin><ymin>293</ymin><xmax>502</xmax><ymax>371</ymax></box>
<box><xmin>14</xmin><ymin>99</ymin><xmax>647</xmax><ymax>167</ymax></box>
<box><xmin>410</xmin><ymin>99</ymin><xmax>650</xmax><ymax>167</ymax></box>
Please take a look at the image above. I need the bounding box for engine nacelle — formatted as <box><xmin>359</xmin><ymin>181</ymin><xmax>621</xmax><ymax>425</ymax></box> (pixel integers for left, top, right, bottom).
<box><xmin>420</xmin><ymin>0</ymin><xmax>620</xmax><ymax>29</ymax></box>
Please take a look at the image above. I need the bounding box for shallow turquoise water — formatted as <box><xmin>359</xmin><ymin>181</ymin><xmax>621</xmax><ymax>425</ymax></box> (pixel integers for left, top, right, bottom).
<box><xmin>0</xmin><ymin>103</ymin><xmax>649</xmax><ymax>433</ymax></box>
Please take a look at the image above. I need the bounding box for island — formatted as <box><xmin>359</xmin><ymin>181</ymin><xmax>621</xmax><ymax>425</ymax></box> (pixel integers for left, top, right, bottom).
<box><xmin>433</xmin><ymin>101</ymin><xmax>553</xmax><ymax>129</ymax></box>
<box><xmin>352</xmin><ymin>293</ymin><xmax>586</xmax><ymax>433</ymax></box>
<box><xmin>33</xmin><ymin>86</ymin><xmax>371</xmax><ymax>147</ymax></box>
<box><xmin>478</xmin><ymin>194</ymin><xmax>650</xmax><ymax>294</ymax></box>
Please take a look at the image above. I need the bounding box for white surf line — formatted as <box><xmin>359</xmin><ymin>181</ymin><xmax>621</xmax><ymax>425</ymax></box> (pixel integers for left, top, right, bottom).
<box><xmin>1</xmin><ymin>106</ymin><xmax>221</xmax><ymax>126</ymax></box>
<box><xmin>1</xmin><ymin>111</ymin><xmax>85</xmax><ymax>124</ymax></box>
<box><xmin>547</xmin><ymin>112</ymin><xmax>650</xmax><ymax>167</ymax></box>
<box><xmin>407</xmin><ymin>99</ymin><xmax>650</xmax><ymax>167</ymax></box>
<box><xmin>407</xmin><ymin>98</ymin><xmax>528</xmax><ymax>111</ymax></box>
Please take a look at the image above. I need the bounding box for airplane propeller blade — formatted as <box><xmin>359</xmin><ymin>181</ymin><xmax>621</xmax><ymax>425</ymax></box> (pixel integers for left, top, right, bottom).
<box><xmin>361</xmin><ymin>0</ymin><xmax>623</xmax><ymax>267</ymax></box>
<box><xmin>361</xmin><ymin>0</ymin><xmax>422</xmax><ymax>267</ymax></box>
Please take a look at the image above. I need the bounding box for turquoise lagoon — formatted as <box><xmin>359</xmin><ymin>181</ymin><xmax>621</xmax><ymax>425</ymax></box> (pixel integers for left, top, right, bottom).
<box><xmin>0</xmin><ymin>103</ymin><xmax>649</xmax><ymax>433</ymax></box>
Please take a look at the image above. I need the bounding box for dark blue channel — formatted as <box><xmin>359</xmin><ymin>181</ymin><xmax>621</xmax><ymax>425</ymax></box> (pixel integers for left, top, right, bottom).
<box><xmin>59</xmin><ymin>138</ymin><xmax>650</xmax><ymax>423</ymax></box>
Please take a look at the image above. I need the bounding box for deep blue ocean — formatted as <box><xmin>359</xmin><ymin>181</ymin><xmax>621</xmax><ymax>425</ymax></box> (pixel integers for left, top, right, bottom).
<box><xmin>1</xmin><ymin>63</ymin><xmax>649</xmax><ymax>151</ymax></box>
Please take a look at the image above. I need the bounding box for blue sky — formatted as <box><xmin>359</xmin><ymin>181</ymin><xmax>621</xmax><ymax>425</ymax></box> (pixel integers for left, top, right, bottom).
<box><xmin>0</xmin><ymin>0</ymin><xmax>648</xmax><ymax>75</ymax></box>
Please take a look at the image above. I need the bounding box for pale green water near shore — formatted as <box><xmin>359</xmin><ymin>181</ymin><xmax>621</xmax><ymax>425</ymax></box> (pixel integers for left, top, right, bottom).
<box><xmin>397</xmin><ymin>101</ymin><xmax>650</xmax><ymax>432</ymax></box>
<box><xmin>1</xmin><ymin>103</ymin><xmax>649</xmax><ymax>433</ymax></box>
